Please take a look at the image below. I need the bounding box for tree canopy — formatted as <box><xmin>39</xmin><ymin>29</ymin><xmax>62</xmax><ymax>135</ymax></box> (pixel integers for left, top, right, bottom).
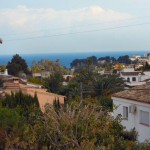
<box><xmin>117</xmin><ymin>55</ymin><xmax>131</xmax><ymax>64</ymax></box>
<box><xmin>44</xmin><ymin>72</ymin><xmax>64</xmax><ymax>94</ymax></box>
<box><xmin>7</xmin><ymin>54</ymin><xmax>29</xmax><ymax>76</ymax></box>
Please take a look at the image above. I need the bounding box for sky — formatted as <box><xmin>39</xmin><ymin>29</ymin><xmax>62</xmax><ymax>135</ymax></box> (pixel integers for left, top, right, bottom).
<box><xmin>0</xmin><ymin>0</ymin><xmax>150</xmax><ymax>54</ymax></box>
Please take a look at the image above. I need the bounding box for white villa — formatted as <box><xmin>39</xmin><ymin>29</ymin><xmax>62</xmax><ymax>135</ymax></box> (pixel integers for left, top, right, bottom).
<box><xmin>130</xmin><ymin>55</ymin><xmax>141</xmax><ymax>61</ymax></box>
<box><xmin>112</xmin><ymin>83</ymin><xmax>150</xmax><ymax>142</ymax></box>
<box><xmin>120</xmin><ymin>67</ymin><xmax>150</xmax><ymax>87</ymax></box>
<box><xmin>32</xmin><ymin>71</ymin><xmax>51</xmax><ymax>79</ymax></box>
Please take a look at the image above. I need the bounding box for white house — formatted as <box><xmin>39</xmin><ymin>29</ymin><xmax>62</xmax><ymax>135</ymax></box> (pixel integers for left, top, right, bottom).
<box><xmin>130</xmin><ymin>55</ymin><xmax>141</xmax><ymax>61</ymax></box>
<box><xmin>120</xmin><ymin>71</ymin><xmax>150</xmax><ymax>87</ymax></box>
<box><xmin>120</xmin><ymin>72</ymin><xmax>145</xmax><ymax>82</ymax></box>
<box><xmin>122</xmin><ymin>67</ymin><xmax>135</xmax><ymax>72</ymax></box>
<box><xmin>112</xmin><ymin>83</ymin><xmax>150</xmax><ymax>142</ymax></box>
<box><xmin>32</xmin><ymin>71</ymin><xmax>51</xmax><ymax>79</ymax></box>
<box><xmin>0</xmin><ymin>69</ymin><xmax>9</xmax><ymax>76</ymax></box>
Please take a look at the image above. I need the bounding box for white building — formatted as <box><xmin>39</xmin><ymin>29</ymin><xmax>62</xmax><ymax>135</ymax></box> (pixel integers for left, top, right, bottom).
<box><xmin>112</xmin><ymin>84</ymin><xmax>150</xmax><ymax>142</ymax></box>
<box><xmin>130</xmin><ymin>55</ymin><xmax>141</xmax><ymax>61</ymax></box>
<box><xmin>122</xmin><ymin>68</ymin><xmax>135</xmax><ymax>72</ymax></box>
<box><xmin>0</xmin><ymin>69</ymin><xmax>9</xmax><ymax>76</ymax></box>
<box><xmin>120</xmin><ymin>71</ymin><xmax>150</xmax><ymax>87</ymax></box>
<box><xmin>120</xmin><ymin>72</ymin><xmax>145</xmax><ymax>82</ymax></box>
<box><xmin>32</xmin><ymin>71</ymin><xmax>50</xmax><ymax>79</ymax></box>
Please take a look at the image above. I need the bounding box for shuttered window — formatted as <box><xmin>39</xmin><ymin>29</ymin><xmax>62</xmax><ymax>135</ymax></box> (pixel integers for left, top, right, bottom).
<box><xmin>140</xmin><ymin>110</ymin><xmax>149</xmax><ymax>126</ymax></box>
<box><xmin>123</xmin><ymin>106</ymin><xmax>128</xmax><ymax>119</ymax></box>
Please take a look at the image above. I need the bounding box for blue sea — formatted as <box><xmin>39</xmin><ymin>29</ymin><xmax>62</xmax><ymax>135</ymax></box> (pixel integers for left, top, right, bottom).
<box><xmin>0</xmin><ymin>51</ymin><xmax>149</xmax><ymax>68</ymax></box>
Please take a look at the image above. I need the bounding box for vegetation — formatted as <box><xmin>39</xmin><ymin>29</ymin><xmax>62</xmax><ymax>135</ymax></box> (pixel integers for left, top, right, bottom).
<box><xmin>30</xmin><ymin>59</ymin><xmax>69</xmax><ymax>92</ymax></box>
<box><xmin>117</xmin><ymin>55</ymin><xmax>131</xmax><ymax>64</ymax></box>
<box><xmin>71</xmin><ymin>56</ymin><xmax>97</xmax><ymax>68</ymax></box>
<box><xmin>0</xmin><ymin>55</ymin><xmax>149</xmax><ymax>149</ymax></box>
<box><xmin>44</xmin><ymin>72</ymin><xmax>64</xmax><ymax>94</ymax></box>
<box><xmin>28</xmin><ymin>77</ymin><xmax>45</xmax><ymax>86</ymax></box>
<box><xmin>31</xmin><ymin>59</ymin><xmax>67</xmax><ymax>74</ymax></box>
<box><xmin>7</xmin><ymin>54</ymin><xmax>29</xmax><ymax>76</ymax></box>
<box><xmin>144</xmin><ymin>61</ymin><xmax>150</xmax><ymax>71</ymax></box>
<box><xmin>0</xmin><ymin>91</ymin><xmax>40</xmax><ymax>149</ymax></box>
<box><xmin>0</xmin><ymin>65</ymin><xmax>6</xmax><ymax>72</ymax></box>
<box><xmin>70</xmin><ymin>55</ymin><xmax>131</xmax><ymax>68</ymax></box>
<box><xmin>0</xmin><ymin>78</ymin><xmax>3</xmax><ymax>88</ymax></box>
<box><xmin>98</xmin><ymin>56</ymin><xmax>116</xmax><ymax>63</ymax></box>
<box><xmin>0</xmin><ymin>73</ymin><xmax>149</xmax><ymax>149</ymax></box>
<box><xmin>65</xmin><ymin>61</ymin><xmax>125</xmax><ymax>110</ymax></box>
<box><xmin>0</xmin><ymin>93</ymin><xmax>150</xmax><ymax>149</ymax></box>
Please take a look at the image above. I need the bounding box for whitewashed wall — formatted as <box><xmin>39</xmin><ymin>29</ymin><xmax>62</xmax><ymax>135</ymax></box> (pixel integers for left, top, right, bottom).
<box><xmin>121</xmin><ymin>75</ymin><xmax>139</xmax><ymax>82</ymax></box>
<box><xmin>112</xmin><ymin>97</ymin><xmax>150</xmax><ymax>142</ymax></box>
<box><xmin>122</xmin><ymin>68</ymin><xmax>135</xmax><ymax>72</ymax></box>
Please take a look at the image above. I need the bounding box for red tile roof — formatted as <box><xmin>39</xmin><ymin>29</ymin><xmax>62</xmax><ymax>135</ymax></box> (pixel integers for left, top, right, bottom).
<box><xmin>112</xmin><ymin>83</ymin><xmax>150</xmax><ymax>104</ymax></box>
<box><xmin>121</xmin><ymin>72</ymin><xmax>145</xmax><ymax>76</ymax></box>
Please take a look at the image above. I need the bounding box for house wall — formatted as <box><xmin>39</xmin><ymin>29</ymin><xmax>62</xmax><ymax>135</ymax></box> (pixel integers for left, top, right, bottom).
<box><xmin>63</xmin><ymin>75</ymin><xmax>73</xmax><ymax>81</ymax></box>
<box><xmin>32</xmin><ymin>73</ymin><xmax>42</xmax><ymax>78</ymax></box>
<box><xmin>121</xmin><ymin>75</ymin><xmax>139</xmax><ymax>82</ymax></box>
<box><xmin>33</xmin><ymin>72</ymin><xmax>51</xmax><ymax>79</ymax></box>
<box><xmin>41</xmin><ymin>71</ymin><xmax>50</xmax><ymax>78</ymax></box>
<box><xmin>122</xmin><ymin>68</ymin><xmax>135</xmax><ymax>72</ymax></box>
<box><xmin>26</xmin><ymin>89</ymin><xmax>65</xmax><ymax>111</ymax></box>
<box><xmin>4</xmin><ymin>87</ymin><xmax>65</xmax><ymax>112</ymax></box>
<box><xmin>112</xmin><ymin>97</ymin><xmax>150</xmax><ymax>142</ymax></box>
<box><xmin>144</xmin><ymin>71</ymin><xmax>150</xmax><ymax>77</ymax></box>
<box><xmin>121</xmin><ymin>74</ymin><xmax>148</xmax><ymax>82</ymax></box>
<box><xmin>27</xmin><ymin>83</ymin><xmax>42</xmax><ymax>88</ymax></box>
<box><xmin>141</xmin><ymin>75</ymin><xmax>150</xmax><ymax>81</ymax></box>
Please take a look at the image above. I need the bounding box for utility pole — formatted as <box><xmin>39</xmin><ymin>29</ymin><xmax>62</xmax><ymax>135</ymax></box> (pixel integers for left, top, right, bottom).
<box><xmin>80</xmin><ymin>82</ymin><xmax>83</xmax><ymax>104</ymax></box>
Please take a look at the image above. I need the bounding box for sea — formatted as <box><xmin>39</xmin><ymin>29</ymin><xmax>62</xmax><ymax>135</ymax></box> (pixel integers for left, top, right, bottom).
<box><xmin>0</xmin><ymin>51</ymin><xmax>149</xmax><ymax>68</ymax></box>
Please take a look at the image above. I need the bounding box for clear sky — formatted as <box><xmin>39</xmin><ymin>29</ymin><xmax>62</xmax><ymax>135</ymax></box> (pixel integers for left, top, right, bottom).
<box><xmin>0</xmin><ymin>0</ymin><xmax>150</xmax><ymax>54</ymax></box>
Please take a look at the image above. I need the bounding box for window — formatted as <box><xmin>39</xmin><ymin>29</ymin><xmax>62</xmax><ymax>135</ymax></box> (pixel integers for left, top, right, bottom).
<box><xmin>127</xmin><ymin>77</ymin><xmax>130</xmax><ymax>82</ymax></box>
<box><xmin>132</xmin><ymin>77</ymin><xmax>136</xmax><ymax>81</ymax></box>
<box><xmin>123</xmin><ymin>106</ymin><xmax>128</xmax><ymax>119</ymax></box>
<box><xmin>140</xmin><ymin>110</ymin><xmax>149</xmax><ymax>126</ymax></box>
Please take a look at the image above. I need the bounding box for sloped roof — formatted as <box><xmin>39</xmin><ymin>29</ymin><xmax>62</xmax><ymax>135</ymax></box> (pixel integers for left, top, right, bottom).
<box><xmin>112</xmin><ymin>83</ymin><xmax>150</xmax><ymax>104</ymax></box>
<box><xmin>3</xmin><ymin>82</ymin><xmax>20</xmax><ymax>89</ymax></box>
<box><xmin>3</xmin><ymin>83</ymin><xmax>65</xmax><ymax>111</ymax></box>
<box><xmin>121</xmin><ymin>72</ymin><xmax>145</xmax><ymax>76</ymax></box>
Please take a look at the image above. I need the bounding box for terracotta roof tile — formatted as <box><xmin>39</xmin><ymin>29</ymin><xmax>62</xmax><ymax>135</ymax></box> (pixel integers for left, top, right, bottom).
<box><xmin>3</xmin><ymin>82</ymin><xmax>20</xmax><ymax>89</ymax></box>
<box><xmin>3</xmin><ymin>83</ymin><xmax>65</xmax><ymax>111</ymax></box>
<box><xmin>121</xmin><ymin>72</ymin><xmax>145</xmax><ymax>76</ymax></box>
<box><xmin>112</xmin><ymin>83</ymin><xmax>150</xmax><ymax>104</ymax></box>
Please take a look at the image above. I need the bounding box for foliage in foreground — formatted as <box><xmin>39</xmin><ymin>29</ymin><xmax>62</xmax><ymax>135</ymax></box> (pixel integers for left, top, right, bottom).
<box><xmin>0</xmin><ymin>84</ymin><xmax>149</xmax><ymax>149</ymax></box>
<box><xmin>0</xmin><ymin>95</ymin><xmax>150</xmax><ymax>149</ymax></box>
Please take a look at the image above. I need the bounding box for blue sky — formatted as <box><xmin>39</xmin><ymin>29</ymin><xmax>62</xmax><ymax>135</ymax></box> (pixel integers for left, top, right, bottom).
<box><xmin>0</xmin><ymin>0</ymin><xmax>150</xmax><ymax>54</ymax></box>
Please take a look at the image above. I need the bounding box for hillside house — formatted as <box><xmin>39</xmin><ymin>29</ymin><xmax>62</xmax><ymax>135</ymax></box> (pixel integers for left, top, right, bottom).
<box><xmin>1</xmin><ymin>75</ymin><xmax>65</xmax><ymax>111</ymax></box>
<box><xmin>120</xmin><ymin>68</ymin><xmax>150</xmax><ymax>86</ymax></box>
<box><xmin>120</xmin><ymin>72</ymin><xmax>145</xmax><ymax>82</ymax></box>
<box><xmin>112</xmin><ymin>84</ymin><xmax>150</xmax><ymax>142</ymax></box>
<box><xmin>32</xmin><ymin>71</ymin><xmax>50</xmax><ymax>79</ymax></box>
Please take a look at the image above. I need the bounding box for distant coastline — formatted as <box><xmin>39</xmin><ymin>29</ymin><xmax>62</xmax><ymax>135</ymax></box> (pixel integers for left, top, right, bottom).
<box><xmin>0</xmin><ymin>51</ymin><xmax>149</xmax><ymax>68</ymax></box>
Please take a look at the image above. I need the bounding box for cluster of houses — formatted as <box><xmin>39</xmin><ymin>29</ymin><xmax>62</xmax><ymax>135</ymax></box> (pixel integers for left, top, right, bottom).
<box><xmin>112</xmin><ymin>57</ymin><xmax>150</xmax><ymax>142</ymax></box>
<box><xmin>120</xmin><ymin>65</ymin><xmax>150</xmax><ymax>87</ymax></box>
<box><xmin>0</xmin><ymin>69</ymin><xmax>65</xmax><ymax>111</ymax></box>
<box><xmin>130</xmin><ymin>53</ymin><xmax>150</xmax><ymax>69</ymax></box>
<box><xmin>130</xmin><ymin>53</ymin><xmax>150</xmax><ymax>62</ymax></box>
<box><xmin>0</xmin><ymin>68</ymin><xmax>74</xmax><ymax>111</ymax></box>
<box><xmin>1</xmin><ymin>53</ymin><xmax>150</xmax><ymax>142</ymax></box>
<box><xmin>97</xmin><ymin>53</ymin><xmax>150</xmax><ymax>142</ymax></box>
